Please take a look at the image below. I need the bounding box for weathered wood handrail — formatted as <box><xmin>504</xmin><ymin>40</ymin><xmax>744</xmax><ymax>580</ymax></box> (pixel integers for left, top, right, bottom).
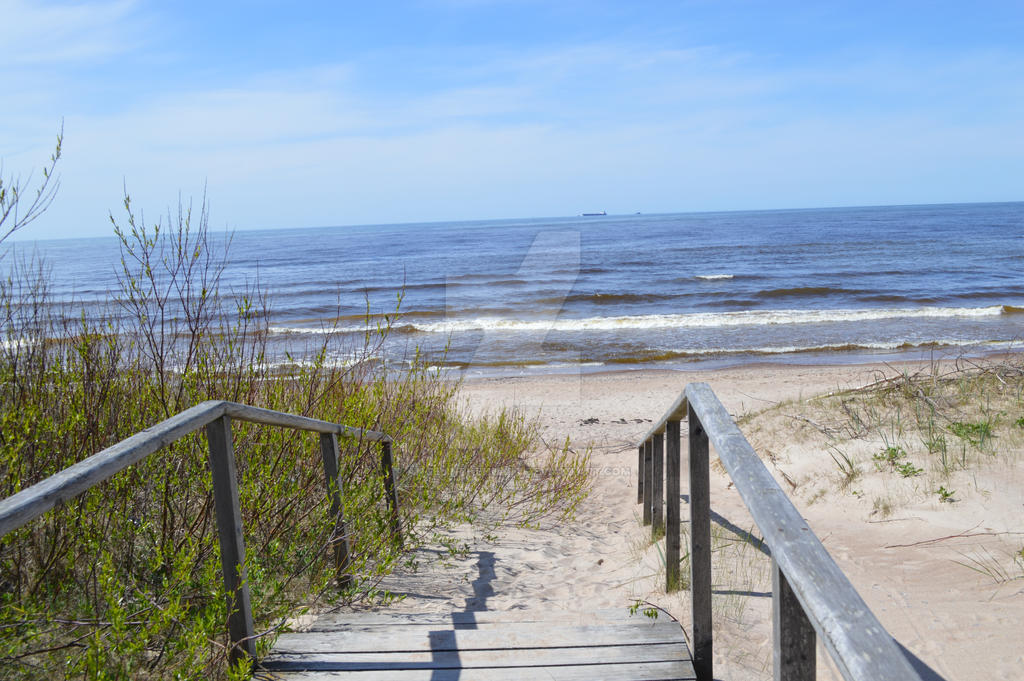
<box><xmin>0</xmin><ymin>400</ymin><xmax>400</xmax><ymax>666</ymax></box>
<box><xmin>638</xmin><ymin>382</ymin><xmax>925</xmax><ymax>681</ymax></box>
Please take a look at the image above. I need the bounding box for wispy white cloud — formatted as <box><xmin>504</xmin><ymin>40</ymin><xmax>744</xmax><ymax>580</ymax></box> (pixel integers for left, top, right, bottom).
<box><xmin>0</xmin><ymin>0</ymin><xmax>145</xmax><ymax>65</ymax></box>
<box><xmin>7</xmin><ymin>17</ymin><xmax>1024</xmax><ymax>239</ymax></box>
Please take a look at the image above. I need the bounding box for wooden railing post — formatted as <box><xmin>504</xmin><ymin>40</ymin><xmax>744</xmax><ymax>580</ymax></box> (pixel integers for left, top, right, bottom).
<box><xmin>634</xmin><ymin>384</ymin><xmax>930</xmax><ymax>681</ymax></box>
<box><xmin>652</xmin><ymin>432</ymin><xmax>665</xmax><ymax>536</ymax></box>
<box><xmin>205</xmin><ymin>415</ymin><xmax>257</xmax><ymax>666</ymax></box>
<box><xmin>637</xmin><ymin>444</ymin><xmax>644</xmax><ymax>505</ymax></box>
<box><xmin>666</xmin><ymin>419</ymin><xmax>681</xmax><ymax>591</ymax></box>
<box><xmin>773</xmin><ymin>558</ymin><xmax>816</xmax><ymax>681</ymax></box>
<box><xmin>381</xmin><ymin>440</ymin><xmax>402</xmax><ymax>548</ymax></box>
<box><xmin>642</xmin><ymin>439</ymin><xmax>653</xmax><ymax>526</ymax></box>
<box><xmin>319</xmin><ymin>433</ymin><xmax>352</xmax><ymax>588</ymax></box>
<box><xmin>688</xmin><ymin>403</ymin><xmax>712</xmax><ymax>681</ymax></box>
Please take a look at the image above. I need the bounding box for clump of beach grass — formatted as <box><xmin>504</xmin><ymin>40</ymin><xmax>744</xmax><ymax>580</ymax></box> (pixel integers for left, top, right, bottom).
<box><xmin>821</xmin><ymin>358</ymin><xmax>1023</xmax><ymax>485</ymax></box>
<box><xmin>0</xmin><ymin>192</ymin><xmax>590</xmax><ymax>679</ymax></box>
<box><xmin>741</xmin><ymin>356</ymin><xmax>1024</xmax><ymax>508</ymax></box>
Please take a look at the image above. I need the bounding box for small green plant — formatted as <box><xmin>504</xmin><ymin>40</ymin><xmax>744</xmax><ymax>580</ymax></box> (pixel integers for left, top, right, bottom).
<box><xmin>1014</xmin><ymin>416</ymin><xmax>1024</xmax><ymax>428</ymax></box>
<box><xmin>923</xmin><ymin>432</ymin><xmax>947</xmax><ymax>456</ymax></box>
<box><xmin>872</xmin><ymin>445</ymin><xmax>922</xmax><ymax>477</ymax></box>
<box><xmin>873</xmin><ymin>445</ymin><xmax>906</xmax><ymax>470</ymax></box>
<box><xmin>649</xmin><ymin>525</ymin><xmax>691</xmax><ymax>592</ymax></box>
<box><xmin>936</xmin><ymin>485</ymin><xmax>956</xmax><ymax>503</ymax></box>
<box><xmin>628</xmin><ymin>600</ymin><xmax>659</xmax><ymax>620</ymax></box>
<box><xmin>828</xmin><ymin>447</ymin><xmax>861</xmax><ymax>489</ymax></box>
<box><xmin>894</xmin><ymin>460</ymin><xmax>923</xmax><ymax>478</ymax></box>
<box><xmin>949</xmin><ymin>420</ymin><xmax>994</xmax><ymax>447</ymax></box>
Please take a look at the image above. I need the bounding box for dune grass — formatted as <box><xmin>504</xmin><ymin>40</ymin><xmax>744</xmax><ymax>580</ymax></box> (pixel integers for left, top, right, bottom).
<box><xmin>0</xmin><ymin>196</ymin><xmax>590</xmax><ymax>679</ymax></box>
<box><xmin>797</xmin><ymin>357</ymin><xmax>1024</xmax><ymax>495</ymax></box>
<box><xmin>738</xmin><ymin>355</ymin><xmax>1024</xmax><ymax>586</ymax></box>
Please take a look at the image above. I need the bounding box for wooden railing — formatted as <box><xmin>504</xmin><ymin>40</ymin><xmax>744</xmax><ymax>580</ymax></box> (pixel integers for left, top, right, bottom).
<box><xmin>0</xmin><ymin>400</ymin><xmax>401</xmax><ymax>666</ymax></box>
<box><xmin>638</xmin><ymin>382</ymin><xmax>925</xmax><ymax>681</ymax></box>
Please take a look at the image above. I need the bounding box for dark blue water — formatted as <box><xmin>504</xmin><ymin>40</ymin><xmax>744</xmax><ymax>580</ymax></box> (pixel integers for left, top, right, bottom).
<box><xmin>11</xmin><ymin>202</ymin><xmax>1024</xmax><ymax>375</ymax></box>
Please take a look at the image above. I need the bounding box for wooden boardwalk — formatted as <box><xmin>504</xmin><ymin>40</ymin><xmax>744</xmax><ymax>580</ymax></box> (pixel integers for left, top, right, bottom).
<box><xmin>0</xmin><ymin>388</ymin><xmax>940</xmax><ymax>681</ymax></box>
<box><xmin>256</xmin><ymin>608</ymin><xmax>695</xmax><ymax>680</ymax></box>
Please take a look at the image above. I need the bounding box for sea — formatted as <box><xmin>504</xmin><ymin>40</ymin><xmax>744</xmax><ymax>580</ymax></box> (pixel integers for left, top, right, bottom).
<box><xmin>10</xmin><ymin>201</ymin><xmax>1024</xmax><ymax>377</ymax></box>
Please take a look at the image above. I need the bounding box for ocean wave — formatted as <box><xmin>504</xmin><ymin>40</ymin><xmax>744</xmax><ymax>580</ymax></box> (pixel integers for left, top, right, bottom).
<box><xmin>711</xmin><ymin>299</ymin><xmax>760</xmax><ymax>308</ymax></box>
<box><xmin>754</xmin><ymin>286</ymin><xmax>868</xmax><ymax>299</ymax></box>
<box><xmin>253</xmin><ymin>353</ymin><xmax>383</xmax><ymax>373</ymax></box>
<box><xmin>695</xmin><ymin>274</ymin><xmax>734</xmax><ymax>281</ymax></box>
<box><xmin>598</xmin><ymin>339</ymin><xmax>1009</xmax><ymax>364</ymax></box>
<box><xmin>541</xmin><ymin>292</ymin><xmax>674</xmax><ymax>306</ymax></box>
<box><xmin>430</xmin><ymin>338</ymin><xmax>1023</xmax><ymax>371</ymax></box>
<box><xmin>384</xmin><ymin>305</ymin><xmax>1009</xmax><ymax>334</ymax></box>
<box><xmin>0</xmin><ymin>337</ymin><xmax>36</xmax><ymax>351</ymax></box>
<box><xmin>268</xmin><ymin>325</ymin><xmax>363</xmax><ymax>336</ymax></box>
<box><xmin>856</xmin><ymin>293</ymin><xmax>940</xmax><ymax>304</ymax></box>
<box><xmin>426</xmin><ymin>359</ymin><xmax>608</xmax><ymax>371</ymax></box>
<box><xmin>269</xmin><ymin>304</ymin><xmax>1017</xmax><ymax>337</ymax></box>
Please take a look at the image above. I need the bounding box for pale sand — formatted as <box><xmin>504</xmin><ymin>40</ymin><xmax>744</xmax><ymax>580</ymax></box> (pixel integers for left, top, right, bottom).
<box><xmin>370</xmin><ymin>362</ymin><xmax>1022</xmax><ymax>680</ymax></box>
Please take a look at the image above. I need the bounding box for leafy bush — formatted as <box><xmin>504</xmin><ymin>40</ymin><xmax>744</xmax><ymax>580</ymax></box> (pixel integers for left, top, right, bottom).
<box><xmin>0</xmin><ymin>193</ymin><xmax>589</xmax><ymax>679</ymax></box>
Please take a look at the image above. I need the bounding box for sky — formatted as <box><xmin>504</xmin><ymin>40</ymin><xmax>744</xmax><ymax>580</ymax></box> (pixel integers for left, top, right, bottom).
<box><xmin>3</xmin><ymin>0</ymin><xmax>1024</xmax><ymax>241</ymax></box>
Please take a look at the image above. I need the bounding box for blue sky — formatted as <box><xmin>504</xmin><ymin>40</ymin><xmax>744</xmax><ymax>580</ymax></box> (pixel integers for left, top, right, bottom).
<box><xmin>3</xmin><ymin>0</ymin><xmax>1024</xmax><ymax>240</ymax></box>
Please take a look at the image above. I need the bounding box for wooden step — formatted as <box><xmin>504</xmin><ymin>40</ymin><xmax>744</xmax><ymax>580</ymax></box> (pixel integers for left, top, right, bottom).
<box><xmin>256</xmin><ymin>609</ymin><xmax>695</xmax><ymax>680</ymax></box>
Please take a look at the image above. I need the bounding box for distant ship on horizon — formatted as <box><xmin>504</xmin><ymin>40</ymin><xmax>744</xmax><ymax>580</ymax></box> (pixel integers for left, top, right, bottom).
<box><xmin>580</xmin><ymin>211</ymin><xmax>607</xmax><ymax>216</ymax></box>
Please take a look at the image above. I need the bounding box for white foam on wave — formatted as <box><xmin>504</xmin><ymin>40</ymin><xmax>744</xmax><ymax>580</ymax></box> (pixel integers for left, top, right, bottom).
<box><xmin>269</xmin><ymin>325</ymin><xmax>334</xmax><ymax>335</ymax></box>
<box><xmin>0</xmin><ymin>337</ymin><xmax>35</xmax><ymax>351</ymax></box>
<box><xmin>268</xmin><ymin>324</ymin><xmax>393</xmax><ymax>335</ymax></box>
<box><xmin>695</xmin><ymin>274</ymin><xmax>734</xmax><ymax>280</ymax></box>
<box><xmin>400</xmin><ymin>305</ymin><xmax>1007</xmax><ymax>334</ymax></box>
<box><xmin>267</xmin><ymin>305</ymin><xmax>1011</xmax><ymax>336</ymax></box>
<box><xmin>243</xmin><ymin>350</ymin><xmax>383</xmax><ymax>373</ymax></box>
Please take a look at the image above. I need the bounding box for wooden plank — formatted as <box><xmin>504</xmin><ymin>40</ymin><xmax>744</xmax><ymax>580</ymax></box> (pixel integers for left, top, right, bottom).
<box><xmin>319</xmin><ymin>433</ymin><xmax>352</xmax><ymax>588</ymax></box>
<box><xmin>684</xmin><ymin>382</ymin><xmax>924</xmax><ymax>681</ymax></box>
<box><xmin>224</xmin><ymin>402</ymin><xmax>389</xmax><ymax>441</ymax></box>
<box><xmin>637</xmin><ymin>444</ymin><xmax>644</xmax><ymax>505</ymax></box>
<box><xmin>272</xmin><ymin>622</ymin><xmax>684</xmax><ymax>654</ymax></box>
<box><xmin>256</xmin><ymin>660</ymin><xmax>696</xmax><ymax>680</ymax></box>
<box><xmin>665</xmin><ymin>419</ymin><xmax>681</xmax><ymax>591</ymax></box>
<box><xmin>206</xmin><ymin>415</ymin><xmax>257</xmax><ymax>664</ymax></box>
<box><xmin>262</xmin><ymin>641</ymin><xmax>691</xmax><ymax>671</ymax></box>
<box><xmin>310</xmin><ymin>608</ymin><xmax>659</xmax><ymax>629</ymax></box>
<box><xmin>651</xmin><ymin>432</ymin><xmax>664</xmax><ymax>535</ymax></box>
<box><xmin>380</xmin><ymin>441</ymin><xmax>402</xmax><ymax>546</ymax></box>
<box><xmin>687</xmin><ymin>402</ymin><xmax>712</xmax><ymax>681</ymax></box>
<box><xmin>773</xmin><ymin>558</ymin><xmax>815</xmax><ymax>681</ymax></box>
<box><xmin>639</xmin><ymin>390</ymin><xmax>688</xmax><ymax>443</ymax></box>
<box><xmin>642</xmin><ymin>440</ymin><xmax>653</xmax><ymax>525</ymax></box>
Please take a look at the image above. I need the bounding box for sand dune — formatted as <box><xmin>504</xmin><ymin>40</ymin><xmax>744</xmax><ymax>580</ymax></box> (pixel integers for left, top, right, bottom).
<box><xmin>363</xmin><ymin>362</ymin><xmax>1021</xmax><ymax>680</ymax></box>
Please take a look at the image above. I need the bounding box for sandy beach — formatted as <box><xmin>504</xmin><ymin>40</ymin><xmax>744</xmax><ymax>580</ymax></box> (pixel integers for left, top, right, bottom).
<box><xmin>370</xmin><ymin>361</ymin><xmax>1022</xmax><ymax>681</ymax></box>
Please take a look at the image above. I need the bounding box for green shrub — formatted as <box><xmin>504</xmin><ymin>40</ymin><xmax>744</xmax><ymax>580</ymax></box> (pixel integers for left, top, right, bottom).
<box><xmin>0</xmin><ymin>193</ymin><xmax>589</xmax><ymax>679</ymax></box>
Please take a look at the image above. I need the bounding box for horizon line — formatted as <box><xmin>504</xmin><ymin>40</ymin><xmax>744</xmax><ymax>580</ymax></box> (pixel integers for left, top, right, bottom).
<box><xmin>11</xmin><ymin>198</ymin><xmax>1023</xmax><ymax>245</ymax></box>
